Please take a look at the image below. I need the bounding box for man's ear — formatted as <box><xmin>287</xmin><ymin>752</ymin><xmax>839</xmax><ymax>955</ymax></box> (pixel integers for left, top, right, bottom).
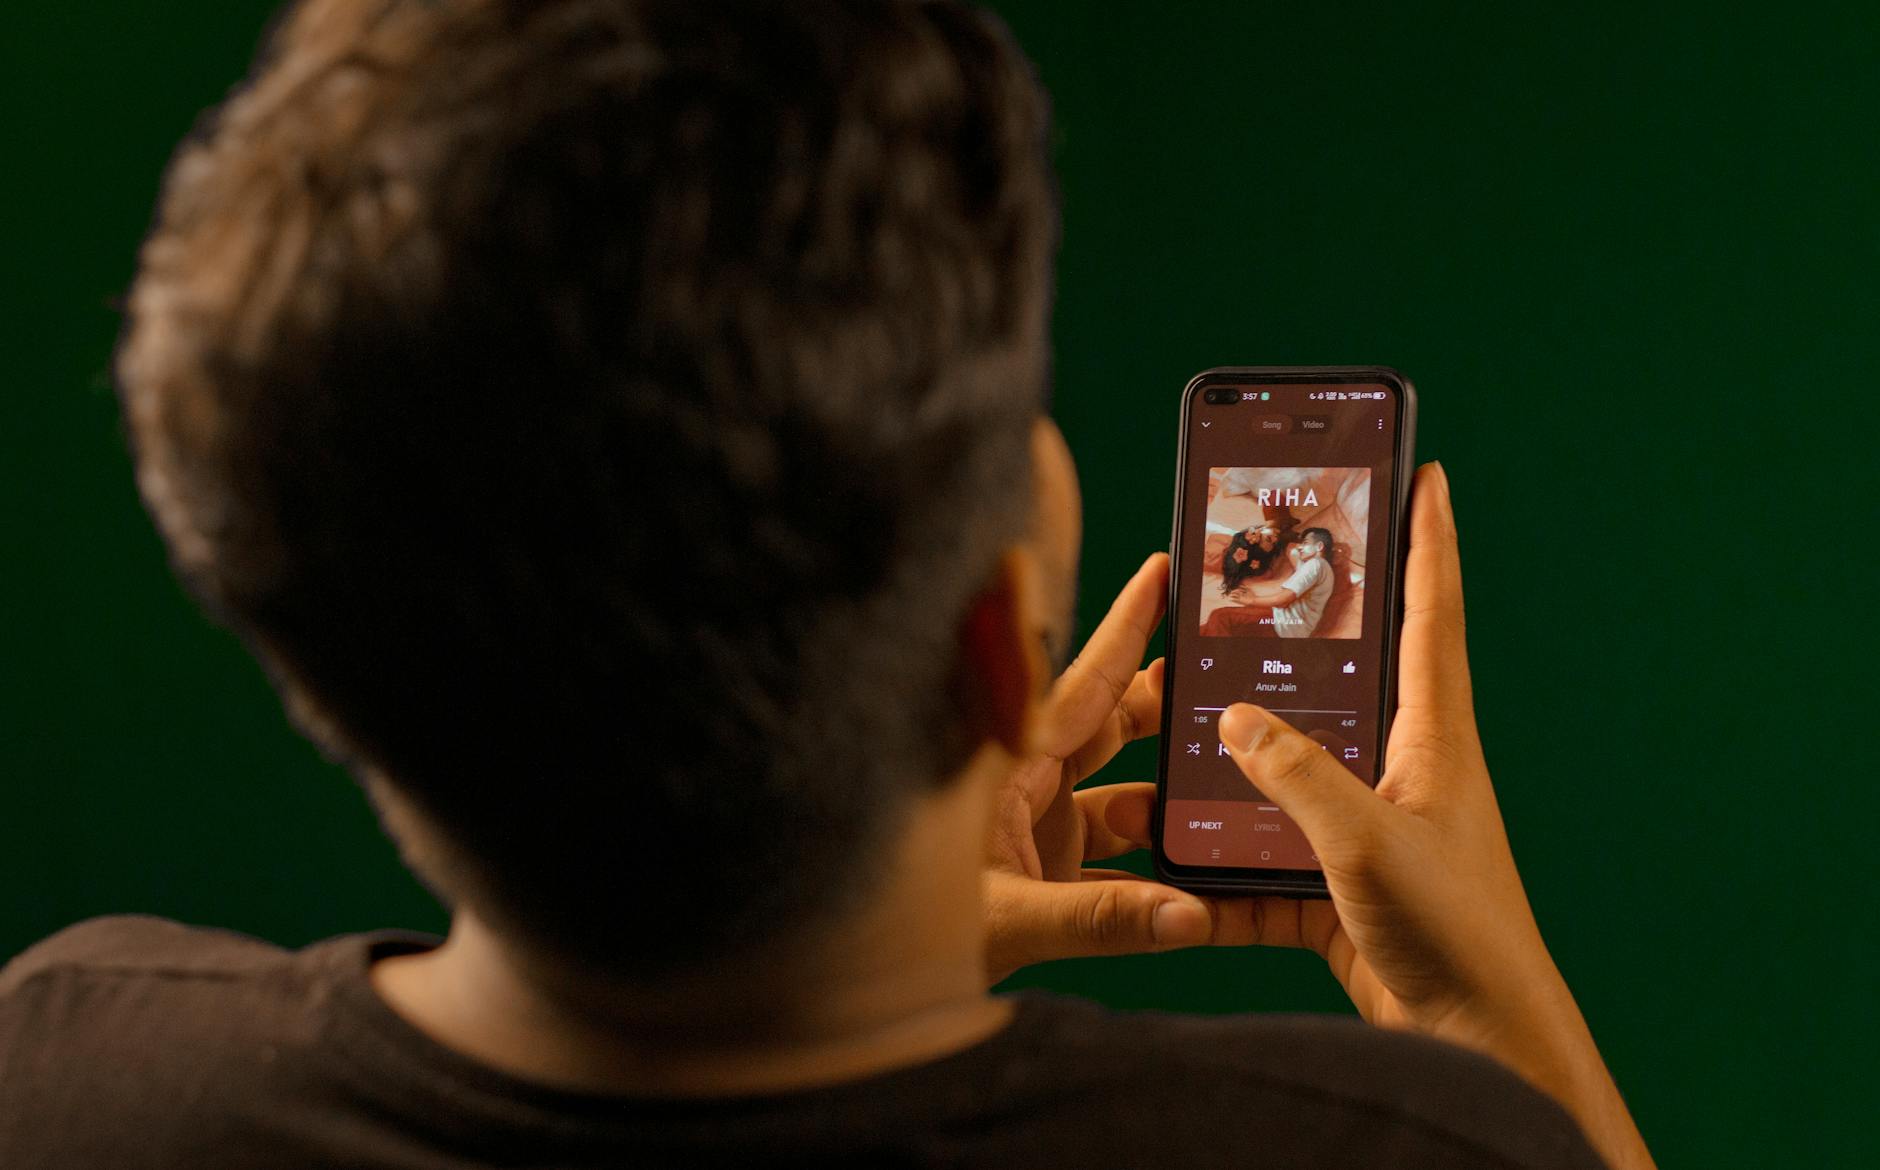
<box><xmin>957</xmin><ymin>547</ymin><xmax>1052</xmax><ymax>758</ymax></box>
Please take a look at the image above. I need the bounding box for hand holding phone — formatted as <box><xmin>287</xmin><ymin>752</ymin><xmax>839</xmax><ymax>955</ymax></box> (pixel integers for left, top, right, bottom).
<box><xmin>1213</xmin><ymin>463</ymin><xmax>1552</xmax><ymax>1029</ymax></box>
<box><xmin>979</xmin><ymin>552</ymin><xmax>1220</xmax><ymax>983</ymax></box>
<box><xmin>1214</xmin><ymin>463</ymin><xmax>1658</xmax><ymax>1170</ymax></box>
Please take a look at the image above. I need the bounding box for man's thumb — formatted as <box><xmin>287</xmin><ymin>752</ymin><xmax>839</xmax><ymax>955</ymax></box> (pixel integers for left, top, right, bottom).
<box><xmin>1051</xmin><ymin>879</ymin><xmax>1214</xmax><ymax>957</ymax></box>
<box><xmin>985</xmin><ymin>872</ymin><xmax>1212</xmax><ymax>974</ymax></box>
<box><xmin>1216</xmin><ymin>704</ymin><xmax>1382</xmax><ymax>849</ymax></box>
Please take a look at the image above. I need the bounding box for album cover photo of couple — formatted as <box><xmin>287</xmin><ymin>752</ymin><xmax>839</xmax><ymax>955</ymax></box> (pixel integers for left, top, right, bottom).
<box><xmin>1196</xmin><ymin>466</ymin><xmax>1370</xmax><ymax>639</ymax></box>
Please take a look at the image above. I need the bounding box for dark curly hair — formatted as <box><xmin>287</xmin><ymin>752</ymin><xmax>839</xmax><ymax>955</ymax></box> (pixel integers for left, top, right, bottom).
<box><xmin>114</xmin><ymin>0</ymin><xmax>1058</xmax><ymax>977</ymax></box>
<box><xmin>1220</xmin><ymin>528</ymin><xmax>1280</xmax><ymax>594</ymax></box>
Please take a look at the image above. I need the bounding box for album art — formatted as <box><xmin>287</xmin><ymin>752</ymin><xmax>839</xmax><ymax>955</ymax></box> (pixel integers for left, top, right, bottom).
<box><xmin>1197</xmin><ymin>467</ymin><xmax>1369</xmax><ymax>639</ymax></box>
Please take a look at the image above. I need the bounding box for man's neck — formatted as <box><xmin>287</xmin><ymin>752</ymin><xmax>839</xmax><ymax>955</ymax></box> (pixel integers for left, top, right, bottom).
<box><xmin>369</xmin><ymin>775</ymin><xmax>1011</xmax><ymax>1097</ymax></box>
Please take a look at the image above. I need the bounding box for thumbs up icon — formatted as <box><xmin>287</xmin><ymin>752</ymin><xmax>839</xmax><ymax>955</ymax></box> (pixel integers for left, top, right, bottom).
<box><xmin>1341</xmin><ymin>661</ymin><xmax>1356</xmax><ymax>674</ymax></box>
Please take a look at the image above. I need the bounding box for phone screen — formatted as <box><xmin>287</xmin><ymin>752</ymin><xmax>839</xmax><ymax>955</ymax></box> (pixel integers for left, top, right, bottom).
<box><xmin>1156</xmin><ymin>372</ymin><xmax>1412</xmax><ymax>886</ymax></box>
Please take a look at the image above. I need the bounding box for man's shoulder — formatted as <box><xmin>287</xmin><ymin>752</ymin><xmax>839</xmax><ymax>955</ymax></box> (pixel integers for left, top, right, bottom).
<box><xmin>1089</xmin><ymin>998</ymin><xmax>1526</xmax><ymax>1105</ymax></box>
<box><xmin>1282</xmin><ymin>555</ymin><xmax>1327</xmax><ymax>589</ymax></box>
<box><xmin>0</xmin><ymin>915</ymin><xmax>315</xmax><ymax>1069</ymax></box>
<box><xmin>0</xmin><ymin>916</ymin><xmax>385</xmax><ymax>1169</ymax></box>
<box><xmin>0</xmin><ymin>914</ymin><xmax>290</xmax><ymax>994</ymax></box>
<box><xmin>1032</xmin><ymin>991</ymin><xmax>1505</xmax><ymax>1095</ymax></box>
<box><xmin>1004</xmin><ymin>993</ymin><xmax>1602</xmax><ymax>1169</ymax></box>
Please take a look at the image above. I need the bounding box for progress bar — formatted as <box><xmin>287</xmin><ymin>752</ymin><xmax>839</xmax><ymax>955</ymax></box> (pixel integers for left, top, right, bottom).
<box><xmin>1193</xmin><ymin>706</ymin><xmax>1357</xmax><ymax>715</ymax></box>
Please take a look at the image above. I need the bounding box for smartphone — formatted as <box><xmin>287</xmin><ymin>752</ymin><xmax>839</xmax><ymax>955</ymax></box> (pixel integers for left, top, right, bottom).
<box><xmin>1152</xmin><ymin>366</ymin><xmax>1417</xmax><ymax>897</ymax></box>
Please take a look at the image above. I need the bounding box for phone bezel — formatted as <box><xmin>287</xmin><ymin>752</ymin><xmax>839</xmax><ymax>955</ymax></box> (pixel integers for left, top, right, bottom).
<box><xmin>1150</xmin><ymin>365</ymin><xmax>1418</xmax><ymax>898</ymax></box>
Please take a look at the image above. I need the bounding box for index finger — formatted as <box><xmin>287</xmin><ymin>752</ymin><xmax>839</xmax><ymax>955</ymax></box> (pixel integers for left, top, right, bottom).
<box><xmin>1039</xmin><ymin>552</ymin><xmax>1169</xmax><ymax>759</ymax></box>
<box><xmin>1395</xmin><ymin>462</ymin><xmax>1474</xmax><ymax>722</ymax></box>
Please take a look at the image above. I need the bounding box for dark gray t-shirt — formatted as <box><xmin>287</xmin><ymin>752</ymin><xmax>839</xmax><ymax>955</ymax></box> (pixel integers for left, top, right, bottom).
<box><xmin>0</xmin><ymin>915</ymin><xmax>1606</xmax><ymax>1169</ymax></box>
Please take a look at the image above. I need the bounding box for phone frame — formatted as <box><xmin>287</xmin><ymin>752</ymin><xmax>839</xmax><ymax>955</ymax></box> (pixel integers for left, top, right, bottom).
<box><xmin>1151</xmin><ymin>365</ymin><xmax>1418</xmax><ymax>897</ymax></box>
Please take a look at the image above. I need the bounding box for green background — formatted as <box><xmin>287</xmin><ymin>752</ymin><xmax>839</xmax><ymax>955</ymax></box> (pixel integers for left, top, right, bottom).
<box><xmin>3</xmin><ymin>2</ymin><xmax>1873</xmax><ymax>1164</ymax></box>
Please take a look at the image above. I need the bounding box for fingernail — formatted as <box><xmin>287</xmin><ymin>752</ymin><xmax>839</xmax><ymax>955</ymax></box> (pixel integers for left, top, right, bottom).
<box><xmin>1218</xmin><ymin>704</ymin><xmax>1269</xmax><ymax>753</ymax></box>
<box><xmin>1152</xmin><ymin>898</ymin><xmax>1211</xmax><ymax>945</ymax></box>
<box><xmin>1433</xmin><ymin>460</ymin><xmax>1450</xmax><ymax>498</ymax></box>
